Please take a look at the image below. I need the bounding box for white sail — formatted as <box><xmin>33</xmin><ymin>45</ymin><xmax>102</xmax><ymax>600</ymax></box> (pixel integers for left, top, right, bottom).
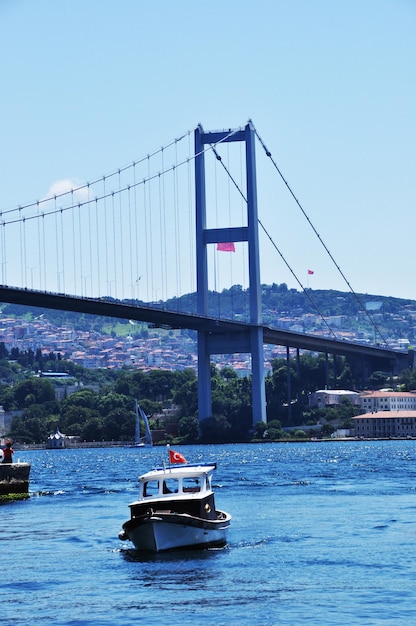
<box><xmin>134</xmin><ymin>400</ymin><xmax>141</xmax><ymax>444</ymax></box>
<box><xmin>134</xmin><ymin>400</ymin><xmax>153</xmax><ymax>447</ymax></box>
<box><xmin>139</xmin><ymin>403</ymin><xmax>153</xmax><ymax>446</ymax></box>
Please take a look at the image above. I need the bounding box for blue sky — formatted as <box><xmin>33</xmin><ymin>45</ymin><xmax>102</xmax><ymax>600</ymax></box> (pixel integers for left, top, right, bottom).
<box><xmin>0</xmin><ymin>0</ymin><xmax>415</xmax><ymax>301</ymax></box>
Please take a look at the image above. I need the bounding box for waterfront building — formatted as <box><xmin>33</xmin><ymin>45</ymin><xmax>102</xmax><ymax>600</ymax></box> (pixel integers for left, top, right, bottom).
<box><xmin>353</xmin><ymin>411</ymin><xmax>416</xmax><ymax>438</ymax></box>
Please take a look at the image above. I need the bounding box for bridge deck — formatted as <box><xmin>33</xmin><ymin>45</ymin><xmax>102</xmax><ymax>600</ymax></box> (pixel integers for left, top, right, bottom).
<box><xmin>0</xmin><ymin>286</ymin><xmax>408</xmax><ymax>370</ymax></box>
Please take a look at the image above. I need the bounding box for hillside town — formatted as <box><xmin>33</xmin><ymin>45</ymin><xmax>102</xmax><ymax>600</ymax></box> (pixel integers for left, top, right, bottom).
<box><xmin>1</xmin><ymin>291</ymin><xmax>416</xmax><ymax>446</ymax></box>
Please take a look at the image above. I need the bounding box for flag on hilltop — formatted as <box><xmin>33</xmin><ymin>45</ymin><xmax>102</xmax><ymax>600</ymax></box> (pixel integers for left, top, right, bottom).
<box><xmin>217</xmin><ymin>242</ymin><xmax>235</xmax><ymax>252</ymax></box>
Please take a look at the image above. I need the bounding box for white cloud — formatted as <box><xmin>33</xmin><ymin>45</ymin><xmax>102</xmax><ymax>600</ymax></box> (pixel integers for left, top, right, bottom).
<box><xmin>44</xmin><ymin>179</ymin><xmax>90</xmax><ymax>204</ymax></box>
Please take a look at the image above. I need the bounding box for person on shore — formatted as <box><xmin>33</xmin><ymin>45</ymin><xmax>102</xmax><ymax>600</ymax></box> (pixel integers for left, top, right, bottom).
<box><xmin>1</xmin><ymin>441</ymin><xmax>14</xmax><ymax>463</ymax></box>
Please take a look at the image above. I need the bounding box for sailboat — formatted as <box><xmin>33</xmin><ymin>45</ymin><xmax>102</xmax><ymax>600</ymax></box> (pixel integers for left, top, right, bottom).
<box><xmin>133</xmin><ymin>400</ymin><xmax>153</xmax><ymax>447</ymax></box>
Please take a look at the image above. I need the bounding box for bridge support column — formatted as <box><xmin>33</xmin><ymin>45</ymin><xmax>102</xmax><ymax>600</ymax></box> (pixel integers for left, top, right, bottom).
<box><xmin>251</xmin><ymin>327</ymin><xmax>266</xmax><ymax>424</ymax></box>
<box><xmin>197</xmin><ymin>330</ymin><xmax>212</xmax><ymax>424</ymax></box>
<box><xmin>195</xmin><ymin>122</ymin><xmax>266</xmax><ymax>429</ymax></box>
<box><xmin>286</xmin><ymin>346</ymin><xmax>292</xmax><ymax>423</ymax></box>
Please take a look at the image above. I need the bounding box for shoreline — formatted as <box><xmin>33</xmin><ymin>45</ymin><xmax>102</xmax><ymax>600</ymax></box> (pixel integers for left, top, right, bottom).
<box><xmin>12</xmin><ymin>436</ymin><xmax>416</xmax><ymax>452</ymax></box>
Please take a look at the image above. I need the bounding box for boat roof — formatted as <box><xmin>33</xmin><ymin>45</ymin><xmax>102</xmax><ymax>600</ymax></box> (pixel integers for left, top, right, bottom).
<box><xmin>138</xmin><ymin>463</ymin><xmax>217</xmax><ymax>482</ymax></box>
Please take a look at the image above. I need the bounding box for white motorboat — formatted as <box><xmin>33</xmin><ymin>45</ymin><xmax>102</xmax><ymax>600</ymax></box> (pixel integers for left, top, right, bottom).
<box><xmin>119</xmin><ymin>450</ymin><xmax>231</xmax><ymax>552</ymax></box>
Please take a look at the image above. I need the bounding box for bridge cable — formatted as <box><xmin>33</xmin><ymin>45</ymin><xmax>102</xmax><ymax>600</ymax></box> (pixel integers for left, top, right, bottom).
<box><xmin>118</xmin><ymin>170</ymin><xmax>125</xmax><ymax>299</ymax></box>
<box><xmin>208</xmin><ymin>142</ymin><xmax>338</xmax><ymax>339</ymax></box>
<box><xmin>95</xmin><ymin>197</ymin><xmax>101</xmax><ymax>296</ymax></box>
<box><xmin>252</xmin><ymin>123</ymin><xmax>389</xmax><ymax>346</ymax></box>
<box><xmin>1</xmin><ymin>129</ymin><xmax>241</xmax><ymax>227</ymax></box>
<box><xmin>0</xmin><ymin>133</ymin><xmax>191</xmax><ymax>216</ymax></box>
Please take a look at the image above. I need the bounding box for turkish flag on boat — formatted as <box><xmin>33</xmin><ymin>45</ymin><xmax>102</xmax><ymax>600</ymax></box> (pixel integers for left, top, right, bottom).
<box><xmin>217</xmin><ymin>242</ymin><xmax>235</xmax><ymax>252</ymax></box>
<box><xmin>169</xmin><ymin>448</ymin><xmax>188</xmax><ymax>464</ymax></box>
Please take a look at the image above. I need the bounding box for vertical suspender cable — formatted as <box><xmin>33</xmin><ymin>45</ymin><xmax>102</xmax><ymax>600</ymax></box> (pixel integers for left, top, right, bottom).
<box><xmin>161</xmin><ymin>148</ymin><xmax>167</xmax><ymax>303</ymax></box>
<box><xmin>158</xmin><ymin>172</ymin><xmax>165</xmax><ymax>302</ymax></box>
<box><xmin>78</xmin><ymin>203</ymin><xmax>83</xmax><ymax>297</ymax></box>
<box><xmin>42</xmin><ymin>214</ymin><xmax>46</xmax><ymax>289</ymax></box>
<box><xmin>19</xmin><ymin>207</ymin><xmax>24</xmax><ymax>286</ymax></box>
<box><xmin>60</xmin><ymin>209</ymin><xmax>65</xmax><ymax>293</ymax></box>
<box><xmin>95</xmin><ymin>197</ymin><xmax>101</xmax><ymax>296</ymax></box>
<box><xmin>143</xmin><ymin>181</ymin><xmax>149</xmax><ymax>302</ymax></box>
<box><xmin>87</xmin><ymin>184</ymin><xmax>93</xmax><ymax>296</ymax></box>
<box><xmin>71</xmin><ymin>191</ymin><xmax>76</xmax><ymax>294</ymax></box>
<box><xmin>111</xmin><ymin>191</ymin><xmax>117</xmax><ymax>299</ymax></box>
<box><xmin>226</xmin><ymin>143</ymin><xmax>234</xmax><ymax>317</ymax></box>
<box><xmin>127</xmin><ymin>184</ymin><xmax>133</xmax><ymax>300</ymax></box>
<box><xmin>118</xmin><ymin>170</ymin><xmax>124</xmax><ymax>299</ymax></box>
<box><xmin>176</xmin><ymin>143</ymin><xmax>180</xmax><ymax>309</ymax></box>
<box><xmin>173</xmin><ymin>164</ymin><xmax>180</xmax><ymax>308</ymax></box>
<box><xmin>187</xmin><ymin>154</ymin><xmax>195</xmax><ymax>310</ymax></box>
<box><xmin>37</xmin><ymin>201</ymin><xmax>42</xmax><ymax>291</ymax></box>
<box><xmin>133</xmin><ymin>163</ymin><xmax>140</xmax><ymax>302</ymax></box>
<box><xmin>0</xmin><ymin>220</ymin><xmax>6</xmax><ymax>284</ymax></box>
<box><xmin>147</xmin><ymin>157</ymin><xmax>154</xmax><ymax>302</ymax></box>
<box><xmin>103</xmin><ymin>177</ymin><xmax>109</xmax><ymax>296</ymax></box>
<box><xmin>54</xmin><ymin>198</ymin><xmax>61</xmax><ymax>291</ymax></box>
<box><xmin>22</xmin><ymin>217</ymin><xmax>27</xmax><ymax>288</ymax></box>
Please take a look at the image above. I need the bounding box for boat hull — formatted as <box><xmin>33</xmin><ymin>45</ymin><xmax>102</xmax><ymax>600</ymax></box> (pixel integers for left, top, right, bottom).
<box><xmin>120</xmin><ymin>511</ymin><xmax>231</xmax><ymax>552</ymax></box>
<box><xmin>0</xmin><ymin>463</ymin><xmax>31</xmax><ymax>496</ymax></box>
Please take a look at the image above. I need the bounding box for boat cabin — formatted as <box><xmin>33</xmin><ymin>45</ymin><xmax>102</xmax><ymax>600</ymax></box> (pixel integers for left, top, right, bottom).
<box><xmin>138</xmin><ymin>464</ymin><xmax>215</xmax><ymax>501</ymax></box>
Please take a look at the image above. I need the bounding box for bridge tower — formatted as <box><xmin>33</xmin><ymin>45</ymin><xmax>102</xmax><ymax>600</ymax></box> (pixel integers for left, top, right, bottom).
<box><xmin>195</xmin><ymin>122</ymin><xmax>266</xmax><ymax>428</ymax></box>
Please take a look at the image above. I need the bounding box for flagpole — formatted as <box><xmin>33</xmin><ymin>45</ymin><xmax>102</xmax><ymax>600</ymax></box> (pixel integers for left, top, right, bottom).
<box><xmin>166</xmin><ymin>443</ymin><xmax>171</xmax><ymax>470</ymax></box>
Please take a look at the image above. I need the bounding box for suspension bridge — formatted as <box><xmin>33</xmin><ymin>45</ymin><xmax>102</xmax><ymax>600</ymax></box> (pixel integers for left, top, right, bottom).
<box><xmin>0</xmin><ymin>122</ymin><xmax>410</xmax><ymax>426</ymax></box>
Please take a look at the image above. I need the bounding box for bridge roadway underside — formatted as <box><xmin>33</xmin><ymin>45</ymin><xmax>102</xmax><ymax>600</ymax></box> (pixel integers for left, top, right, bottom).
<box><xmin>0</xmin><ymin>287</ymin><xmax>409</xmax><ymax>375</ymax></box>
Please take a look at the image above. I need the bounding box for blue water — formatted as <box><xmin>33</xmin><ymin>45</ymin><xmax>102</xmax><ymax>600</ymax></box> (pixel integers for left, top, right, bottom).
<box><xmin>2</xmin><ymin>441</ymin><xmax>416</xmax><ymax>625</ymax></box>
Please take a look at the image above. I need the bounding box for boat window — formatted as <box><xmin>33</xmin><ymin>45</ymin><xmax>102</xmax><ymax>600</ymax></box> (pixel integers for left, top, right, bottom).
<box><xmin>162</xmin><ymin>479</ymin><xmax>178</xmax><ymax>494</ymax></box>
<box><xmin>143</xmin><ymin>480</ymin><xmax>159</xmax><ymax>497</ymax></box>
<box><xmin>182</xmin><ymin>477</ymin><xmax>201</xmax><ymax>493</ymax></box>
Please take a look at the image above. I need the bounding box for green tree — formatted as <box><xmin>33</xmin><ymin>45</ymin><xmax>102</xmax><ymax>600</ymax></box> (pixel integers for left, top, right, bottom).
<box><xmin>82</xmin><ymin>417</ymin><xmax>104</xmax><ymax>441</ymax></box>
<box><xmin>173</xmin><ymin>372</ymin><xmax>198</xmax><ymax>418</ymax></box>
<box><xmin>177</xmin><ymin>415</ymin><xmax>199</xmax><ymax>443</ymax></box>
<box><xmin>199</xmin><ymin>415</ymin><xmax>232</xmax><ymax>443</ymax></box>
<box><xmin>14</xmin><ymin>378</ymin><xmax>56</xmax><ymax>408</ymax></box>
